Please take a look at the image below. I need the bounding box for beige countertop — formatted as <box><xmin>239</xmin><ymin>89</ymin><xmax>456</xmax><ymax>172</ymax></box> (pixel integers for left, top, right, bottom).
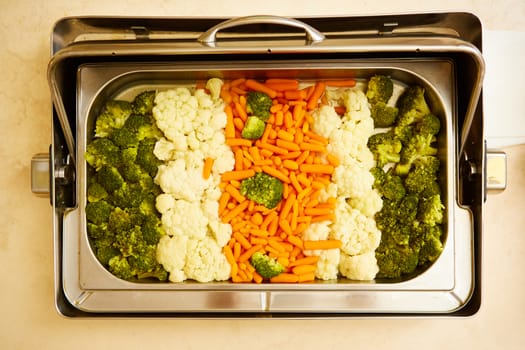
<box><xmin>1</xmin><ymin>0</ymin><xmax>524</xmax><ymax>349</ymax></box>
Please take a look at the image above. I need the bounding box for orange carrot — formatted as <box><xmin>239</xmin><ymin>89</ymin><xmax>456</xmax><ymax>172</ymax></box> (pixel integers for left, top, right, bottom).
<box><xmin>202</xmin><ymin>157</ymin><xmax>214</xmax><ymax>180</ymax></box>
<box><xmin>299</xmin><ymin>163</ymin><xmax>334</xmax><ymax>174</ymax></box>
<box><xmin>270</xmin><ymin>273</ymin><xmax>300</xmax><ymax>283</ymax></box>
<box><xmin>244</xmin><ymin>79</ymin><xmax>278</xmax><ymax>98</ymax></box>
<box><xmin>323</xmin><ymin>79</ymin><xmax>356</xmax><ymax>87</ymax></box>
<box><xmin>221</xmin><ymin>169</ymin><xmax>255</xmax><ymax>182</ymax></box>
<box><xmin>303</xmin><ymin>239</ymin><xmax>342</xmax><ymax>250</ymax></box>
<box><xmin>306</xmin><ymin>81</ymin><xmax>326</xmax><ymax>110</ymax></box>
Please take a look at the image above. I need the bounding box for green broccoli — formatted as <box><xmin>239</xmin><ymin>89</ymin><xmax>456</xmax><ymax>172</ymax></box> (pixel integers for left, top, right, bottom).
<box><xmin>370</xmin><ymin>166</ymin><xmax>387</xmax><ymax>190</ymax></box>
<box><xmin>394</xmin><ymin>134</ymin><xmax>437</xmax><ymax>175</ymax></box>
<box><xmin>109</xmin><ymin>127</ymin><xmax>139</xmax><ymax>148</ymax></box>
<box><xmin>379</xmin><ymin>171</ymin><xmax>406</xmax><ymax>201</ymax></box>
<box><xmin>85</xmin><ymin>138</ymin><xmax>120</xmax><ymax>171</ymax></box>
<box><xmin>87</xmin><ymin>222</ymin><xmax>108</xmax><ymax>240</ymax></box>
<box><xmin>370</xmin><ymin>101</ymin><xmax>399</xmax><ymax>128</ymax></box>
<box><xmin>367</xmin><ymin>132</ymin><xmax>402</xmax><ymax>167</ymax></box>
<box><xmin>241</xmin><ymin>116</ymin><xmax>266</xmax><ymax>140</ymax></box>
<box><xmin>92</xmin><ymin>236</ymin><xmax>120</xmax><ymax>266</ymax></box>
<box><xmin>141</xmin><ymin>214</ymin><xmax>164</xmax><ymax>245</ymax></box>
<box><xmin>393</xmin><ymin>124</ymin><xmax>414</xmax><ymax>146</ymax></box>
<box><xmin>376</xmin><ymin>245</ymin><xmax>420</xmax><ymax>279</ymax></box>
<box><xmin>124</xmin><ymin>113</ymin><xmax>163</xmax><ymax>141</ymax></box>
<box><xmin>396</xmin><ymin>85</ymin><xmax>431</xmax><ymax>127</ymax></box>
<box><xmin>121</xmin><ymin>146</ymin><xmax>138</xmax><ymax>164</ymax></box>
<box><xmin>132</xmin><ymin>90</ymin><xmax>156</xmax><ymax>115</ymax></box>
<box><xmin>110</xmin><ymin>183</ymin><xmax>144</xmax><ymax>209</ymax></box>
<box><xmin>418</xmin><ymin>194</ymin><xmax>444</xmax><ymax>226</ymax></box>
<box><xmin>416</xmin><ymin>224</ymin><xmax>444</xmax><ymax>265</ymax></box>
<box><xmin>416</xmin><ymin>114</ymin><xmax>441</xmax><ymax>136</ymax></box>
<box><xmin>96</xmin><ymin>165</ymin><xmax>125</xmax><ymax>193</ymax></box>
<box><xmin>240</xmin><ymin>172</ymin><xmax>284</xmax><ymax>209</ymax></box>
<box><xmin>108</xmin><ymin>255</ymin><xmax>135</xmax><ymax>280</ymax></box>
<box><xmin>403</xmin><ymin>157</ymin><xmax>440</xmax><ymax>195</ymax></box>
<box><xmin>108</xmin><ymin>207</ymin><xmax>134</xmax><ymax>233</ymax></box>
<box><xmin>85</xmin><ymin>200</ymin><xmax>113</xmax><ymax>225</ymax></box>
<box><xmin>94</xmin><ymin>100</ymin><xmax>132</xmax><ymax>138</ymax></box>
<box><xmin>366</xmin><ymin>75</ymin><xmax>394</xmax><ymax>104</ymax></box>
<box><xmin>87</xmin><ymin>181</ymin><xmax>108</xmax><ymax>203</ymax></box>
<box><xmin>246</xmin><ymin>91</ymin><xmax>273</xmax><ymax>121</ymax></box>
<box><xmin>250</xmin><ymin>251</ymin><xmax>285</xmax><ymax>279</ymax></box>
<box><xmin>136</xmin><ymin>138</ymin><xmax>162</xmax><ymax>177</ymax></box>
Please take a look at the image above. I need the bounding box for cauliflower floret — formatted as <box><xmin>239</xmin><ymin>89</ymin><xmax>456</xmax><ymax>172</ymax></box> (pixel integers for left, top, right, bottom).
<box><xmin>155</xmin><ymin>193</ymin><xmax>176</xmax><ymax>214</ymax></box>
<box><xmin>160</xmin><ymin>199</ymin><xmax>208</xmax><ymax>239</ymax></box>
<box><xmin>332</xmin><ymin>160</ymin><xmax>375</xmax><ymax>199</ymax></box>
<box><xmin>153</xmin><ymin>137</ymin><xmax>177</xmax><ymax>161</ymax></box>
<box><xmin>311</xmin><ymin>105</ymin><xmax>342</xmax><ymax>139</ymax></box>
<box><xmin>156</xmin><ymin>235</ymin><xmax>189</xmax><ymax>283</ymax></box>
<box><xmin>303</xmin><ymin>221</ymin><xmax>331</xmax><ymax>241</ymax></box>
<box><xmin>155</xmin><ymin>158</ymin><xmax>211</xmax><ymax>202</ymax></box>
<box><xmin>206</xmin><ymin>78</ymin><xmax>224</xmax><ymax>101</ymax></box>
<box><xmin>331</xmin><ymin>198</ymin><xmax>381</xmax><ymax>256</ymax></box>
<box><xmin>327</xmin><ymin>127</ymin><xmax>374</xmax><ymax>168</ymax></box>
<box><xmin>348</xmin><ymin>189</ymin><xmax>383</xmax><ymax>218</ymax></box>
<box><xmin>339</xmin><ymin>251</ymin><xmax>379</xmax><ymax>281</ymax></box>
<box><xmin>184</xmin><ymin>237</ymin><xmax>231</xmax><ymax>282</ymax></box>
<box><xmin>314</xmin><ymin>249</ymin><xmax>341</xmax><ymax>280</ymax></box>
<box><xmin>343</xmin><ymin>89</ymin><xmax>371</xmax><ymax>122</ymax></box>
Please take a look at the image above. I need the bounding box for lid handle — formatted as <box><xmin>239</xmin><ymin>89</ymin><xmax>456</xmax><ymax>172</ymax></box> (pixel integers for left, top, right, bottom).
<box><xmin>198</xmin><ymin>15</ymin><xmax>325</xmax><ymax>46</ymax></box>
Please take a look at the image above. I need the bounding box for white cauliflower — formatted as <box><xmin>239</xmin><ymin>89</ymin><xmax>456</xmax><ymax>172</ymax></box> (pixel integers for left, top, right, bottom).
<box><xmin>348</xmin><ymin>189</ymin><xmax>383</xmax><ymax>218</ymax></box>
<box><xmin>157</xmin><ymin>235</ymin><xmax>231</xmax><ymax>283</ymax></box>
<box><xmin>331</xmin><ymin>198</ymin><xmax>381</xmax><ymax>256</ymax></box>
<box><xmin>155</xmin><ymin>158</ymin><xmax>211</xmax><ymax>202</ymax></box>
<box><xmin>184</xmin><ymin>237</ymin><xmax>231</xmax><ymax>282</ymax></box>
<box><xmin>160</xmin><ymin>199</ymin><xmax>209</xmax><ymax>239</ymax></box>
<box><xmin>156</xmin><ymin>235</ymin><xmax>189</xmax><ymax>283</ymax></box>
<box><xmin>314</xmin><ymin>249</ymin><xmax>341</xmax><ymax>280</ymax></box>
<box><xmin>311</xmin><ymin>105</ymin><xmax>342</xmax><ymax>139</ymax></box>
<box><xmin>152</xmin><ymin>81</ymin><xmax>236</xmax><ymax>283</ymax></box>
<box><xmin>332</xmin><ymin>159</ymin><xmax>375</xmax><ymax>199</ymax></box>
<box><xmin>206</xmin><ymin>77</ymin><xmax>224</xmax><ymax>101</ymax></box>
<box><xmin>343</xmin><ymin>89</ymin><xmax>371</xmax><ymax>122</ymax></box>
<box><xmin>339</xmin><ymin>251</ymin><xmax>379</xmax><ymax>281</ymax></box>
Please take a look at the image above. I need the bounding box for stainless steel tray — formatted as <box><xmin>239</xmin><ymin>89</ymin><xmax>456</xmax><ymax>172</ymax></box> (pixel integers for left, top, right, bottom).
<box><xmin>37</xmin><ymin>13</ymin><xmax>490</xmax><ymax>317</ymax></box>
<box><xmin>60</xmin><ymin>59</ymin><xmax>473</xmax><ymax>314</ymax></box>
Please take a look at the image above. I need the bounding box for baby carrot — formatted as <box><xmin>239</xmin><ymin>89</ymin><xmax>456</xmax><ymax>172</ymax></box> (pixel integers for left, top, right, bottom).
<box><xmin>303</xmin><ymin>239</ymin><xmax>342</xmax><ymax>250</ymax></box>
<box><xmin>306</xmin><ymin>81</ymin><xmax>326</xmax><ymax>110</ymax></box>
<box><xmin>244</xmin><ymin>79</ymin><xmax>278</xmax><ymax>98</ymax></box>
<box><xmin>202</xmin><ymin>157</ymin><xmax>214</xmax><ymax>180</ymax></box>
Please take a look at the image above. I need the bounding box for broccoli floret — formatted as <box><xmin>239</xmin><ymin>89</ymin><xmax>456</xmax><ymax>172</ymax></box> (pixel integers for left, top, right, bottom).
<box><xmin>124</xmin><ymin>113</ymin><xmax>163</xmax><ymax>141</ymax></box>
<box><xmin>380</xmin><ymin>171</ymin><xmax>406</xmax><ymax>201</ymax></box>
<box><xmin>393</xmin><ymin>124</ymin><xmax>414</xmax><ymax>146</ymax></box>
<box><xmin>85</xmin><ymin>200</ymin><xmax>112</xmax><ymax>225</ymax></box>
<box><xmin>404</xmin><ymin>157</ymin><xmax>440</xmax><ymax>195</ymax></box>
<box><xmin>110</xmin><ymin>183</ymin><xmax>144</xmax><ymax>209</ymax></box>
<box><xmin>132</xmin><ymin>90</ymin><xmax>156</xmax><ymax>115</ymax></box>
<box><xmin>108</xmin><ymin>255</ymin><xmax>135</xmax><ymax>280</ymax></box>
<box><xmin>87</xmin><ymin>222</ymin><xmax>109</xmax><ymax>240</ymax></box>
<box><xmin>250</xmin><ymin>251</ymin><xmax>284</xmax><ymax>279</ymax></box>
<box><xmin>114</xmin><ymin>225</ymin><xmax>144</xmax><ymax>258</ymax></box>
<box><xmin>121</xmin><ymin>146</ymin><xmax>138</xmax><ymax>164</ymax></box>
<box><xmin>85</xmin><ymin>138</ymin><xmax>120</xmax><ymax>171</ymax></box>
<box><xmin>416</xmin><ymin>114</ymin><xmax>441</xmax><ymax>136</ymax></box>
<box><xmin>241</xmin><ymin>116</ymin><xmax>266</xmax><ymax>140</ymax></box>
<box><xmin>87</xmin><ymin>181</ymin><xmax>108</xmax><ymax>203</ymax></box>
<box><xmin>398</xmin><ymin>194</ymin><xmax>419</xmax><ymax>224</ymax></box>
<box><xmin>92</xmin><ymin>236</ymin><xmax>120</xmax><ymax>266</ymax></box>
<box><xmin>367</xmin><ymin>132</ymin><xmax>402</xmax><ymax>167</ymax></box>
<box><xmin>370</xmin><ymin>166</ymin><xmax>386</xmax><ymax>190</ymax></box>
<box><xmin>246</xmin><ymin>91</ymin><xmax>273</xmax><ymax>121</ymax></box>
<box><xmin>141</xmin><ymin>214</ymin><xmax>164</xmax><ymax>245</ymax></box>
<box><xmin>240</xmin><ymin>172</ymin><xmax>284</xmax><ymax>209</ymax></box>
<box><xmin>370</xmin><ymin>101</ymin><xmax>399</xmax><ymax>128</ymax></box>
<box><xmin>396</xmin><ymin>85</ymin><xmax>431</xmax><ymax>127</ymax></box>
<box><xmin>119</xmin><ymin>162</ymin><xmax>149</xmax><ymax>184</ymax></box>
<box><xmin>136</xmin><ymin>138</ymin><xmax>162</xmax><ymax>177</ymax></box>
<box><xmin>418</xmin><ymin>194</ymin><xmax>444</xmax><ymax>226</ymax></box>
<box><xmin>96</xmin><ymin>165</ymin><xmax>125</xmax><ymax>192</ymax></box>
<box><xmin>94</xmin><ymin>100</ymin><xmax>132</xmax><ymax>138</ymax></box>
<box><xmin>109</xmin><ymin>127</ymin><xmax>139</xmax><ymax>148</ymax></box>
<box><xmin>108</xmin><ymin>207</ymin><xmax>134</xmax><ymax>233</ymax></box>
<box><xmin>395</xmin><ymin>134</ymin><xmax>437</xmax><ymax>175</ymax></box>
<box><xmin>366</xmin><ymin>75</ymin><xmax>394</xmax><ymax>104</ymax></box>
<box><xmin>376</xmin><ymin>245</ymin><xmax>420</xmax><ymax>279</ymax></box>
<box><xmin>416</xmin><ymin>224</ymin><xmax>444</xmax><ymax>265</ymax></box>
